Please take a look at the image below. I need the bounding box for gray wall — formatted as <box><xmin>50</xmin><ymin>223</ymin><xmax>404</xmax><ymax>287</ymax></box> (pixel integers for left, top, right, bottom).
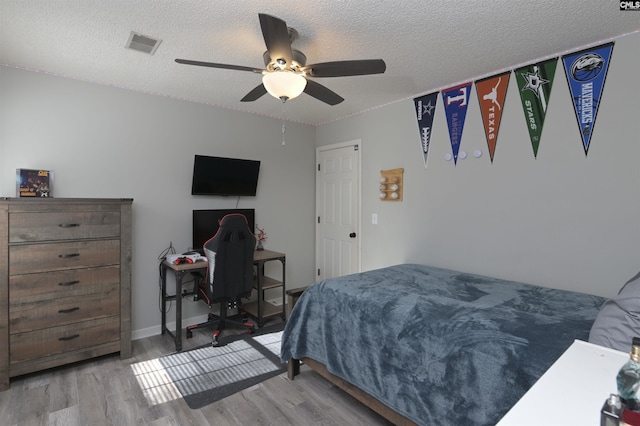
<box><xmin>1</xmin><ymin>31</ymin><xmax>637</xmax><ymax>340</ymax></box>
<box><xmin>0</xmin><ymin>66</ymin><xmax>317</xmax><ymax>338</ymax></box>
<box><xmin>316</xmin><ymin>32</ymin><xmax>640</xmax><ymax>298</ymax></box>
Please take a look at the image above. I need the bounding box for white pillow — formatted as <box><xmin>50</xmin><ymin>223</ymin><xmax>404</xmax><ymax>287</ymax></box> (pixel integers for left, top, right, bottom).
<box><xmin>589</xmin><ymin>270</ymin><xmax>640</xmax><ymax>352</ymax></box>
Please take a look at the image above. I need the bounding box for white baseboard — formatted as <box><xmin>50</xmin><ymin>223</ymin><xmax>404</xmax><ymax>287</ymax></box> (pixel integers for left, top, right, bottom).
<box><xmin>132</xmin><ymin>314</ymin><xmax>203</xmax><ymax>341</ymax></box>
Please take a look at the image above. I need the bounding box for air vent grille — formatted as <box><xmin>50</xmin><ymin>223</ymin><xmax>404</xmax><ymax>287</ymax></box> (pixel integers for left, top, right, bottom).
<box><xmin>126</xmin><ymin>31</ymin><xmax>162</xmax><ymax>55</ymax></box>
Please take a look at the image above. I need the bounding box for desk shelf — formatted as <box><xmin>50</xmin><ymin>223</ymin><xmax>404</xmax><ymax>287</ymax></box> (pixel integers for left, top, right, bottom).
<box><xmin>254</xmin><ymin>275</ymin><xmax>282</xmax><ymax>290</ymax></box>
<box><xmin>250</xmin><ymin>249</ymin><xmax>286</xmax><ymax>327</ymax></box>
<box><xmin>244</xmin><ymin>301</ymin><xmax>285</xmax><ymax>320</ymax></box>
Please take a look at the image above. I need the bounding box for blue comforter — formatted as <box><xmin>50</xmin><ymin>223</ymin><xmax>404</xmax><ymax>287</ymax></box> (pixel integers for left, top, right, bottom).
<box><xmin>280</xmin><ymin>264</ymin><xmax>605</xmax><ymax>426</ymax></box>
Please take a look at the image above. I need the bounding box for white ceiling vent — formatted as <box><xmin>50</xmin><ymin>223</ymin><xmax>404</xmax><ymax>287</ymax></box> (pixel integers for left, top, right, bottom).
<box><xmin>126</xmin><ymin>31</ymin><xmax>162</xmax><ymax>55</ymax></box>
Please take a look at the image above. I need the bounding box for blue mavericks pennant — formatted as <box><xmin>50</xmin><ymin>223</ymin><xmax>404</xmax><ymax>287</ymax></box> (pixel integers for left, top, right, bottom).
<box><xmin>413</xmin><ymin>92</ymin><xmax>438</xmax><ymax>168</ymax></box>
<box><xmin>442</xmin><ymin>82</ymin><xmax>472</xmax><ymax>165</ymax></box>
<box><xmin>562</xmin><ymin>42</ymin><xmax>614</xmax><ymax>155</ymax></box>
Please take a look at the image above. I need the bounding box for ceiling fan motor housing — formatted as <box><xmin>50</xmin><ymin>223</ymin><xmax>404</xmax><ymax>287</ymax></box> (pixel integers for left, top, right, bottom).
<box><xmin>263</xmin><ymin>49</ymin><xmax>307</xmax><ymax>71</ymax></box>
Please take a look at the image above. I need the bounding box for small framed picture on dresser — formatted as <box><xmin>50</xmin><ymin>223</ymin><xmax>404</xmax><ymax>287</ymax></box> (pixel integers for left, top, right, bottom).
<box><xmin>16</xmin><ymin>168</ymin><xmax>53</xmax><ymax>197</ymax></box>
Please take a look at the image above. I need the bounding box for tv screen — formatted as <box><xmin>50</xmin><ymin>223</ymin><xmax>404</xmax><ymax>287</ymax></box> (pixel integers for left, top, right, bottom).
<box><xmin>191</xmin><ymin>155</ymin><xmax>260</xmax><ymax>196</ymax></box>
<box><xmin>192</xmin><ymin>209</ymin><xmax>255</xmax><ymax>253</ymax></box>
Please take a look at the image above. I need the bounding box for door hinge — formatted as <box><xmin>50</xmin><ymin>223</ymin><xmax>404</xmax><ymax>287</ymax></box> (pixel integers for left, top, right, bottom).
<box><xmin>317</xmin><ymin>216</ymin><xmax>320</xmax><ymax>224</ymax></box>
<box><xmin>354</xmin><ymin>145</ymin><xmax>359</xmax><ymax>151</ymax></box>
<box><xmin>317</xmin><ymin>163</ymin><xmax>320</xmax><ymax>171</ymax></box>
<box><xmin>317</xmin><ymin>268</ymin><xmax>320</xmax><ymax>276</ymax></box>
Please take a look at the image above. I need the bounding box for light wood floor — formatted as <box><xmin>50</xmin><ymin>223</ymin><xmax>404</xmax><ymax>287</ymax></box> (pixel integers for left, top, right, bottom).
<box><xmin>0</xmin><ymin>325</ymin><xmax>392</xmax><ymax>426</ymax></box>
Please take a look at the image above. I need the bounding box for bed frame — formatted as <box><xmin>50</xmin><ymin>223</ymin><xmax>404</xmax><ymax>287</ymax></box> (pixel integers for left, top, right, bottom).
<box><xmin>287</xmin><ymin>357</ymin><xmax>417</xmax><ymax>425</ymax></box>
<box><xmin>285</xmin><ymin>287</ymin><xmax>417</xmax><ymax>426</ymax></box>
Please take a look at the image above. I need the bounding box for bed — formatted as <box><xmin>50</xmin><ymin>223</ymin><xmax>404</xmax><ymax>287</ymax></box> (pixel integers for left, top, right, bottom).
<box><xmin>280</xmin><ymin>264</ymin><xmax>606</xmax><ymax>426</ymax></box>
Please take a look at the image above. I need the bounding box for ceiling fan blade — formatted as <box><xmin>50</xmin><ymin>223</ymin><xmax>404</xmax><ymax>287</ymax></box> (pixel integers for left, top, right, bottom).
<box><xmin>302</xmin><ymin>59</ymin><xmax>386</xmax><ymax>77</ymax></box>
<box><xmin>175</xmin><ymin>59</ymin><xmax>263</xmax><ymax>73</ymax></box>
<box><xmin>241</xmin><ymin>84</ymin><xmax>268</xmax><ymax>102</ymax></box>
<box><xmin>303</xmin><ymin>79</ymin><xmax>344</xmax><ymax>105</ymax></box>
<box><xmin>258</xmin><ymin>13</ymin><xmax>293</xmax><ymax>67</ymax></box>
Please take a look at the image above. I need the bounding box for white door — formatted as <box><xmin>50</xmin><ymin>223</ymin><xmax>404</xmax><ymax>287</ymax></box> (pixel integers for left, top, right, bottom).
<box><xmin>316</xmin><ymin>141</ymin><xmax>361</xmax><ymax>281</ymax></box>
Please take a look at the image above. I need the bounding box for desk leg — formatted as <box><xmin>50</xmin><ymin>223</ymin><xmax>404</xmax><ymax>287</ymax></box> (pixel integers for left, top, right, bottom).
<box><xmin>256</xmin><ymin>263</ymin><xmax>263</xmax><ymax>327</ymax></box>
<box><xmin>161</xmin><ymin>264</ymin><xmax>167</xmax><ymax>335</ymax></box>
<box><xmin>175</xmin><ymin>271</ymin><xmax>184</xmax><ymax>352</ymax></box>
<box><xmin>280</xmin><ymin>257</ymin><xmax>286</xmax><ymax>321</ymax></box>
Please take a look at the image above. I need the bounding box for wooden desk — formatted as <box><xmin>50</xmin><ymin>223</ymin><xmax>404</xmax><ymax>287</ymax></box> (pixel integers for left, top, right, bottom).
<box><xmin>160</xmin><ymin>249</ymin><xmax>286</xmax><ymax>351</ymax></box>
<box><xmin>496</xmin><ymin>340</ymin><xmax>627</xmax><ymax>425</ymax></box>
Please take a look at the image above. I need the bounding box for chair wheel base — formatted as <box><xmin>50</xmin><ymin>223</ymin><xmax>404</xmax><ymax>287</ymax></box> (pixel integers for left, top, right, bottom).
<box><xmin>211</xmin><ymin>330</ymin><xmax>221</xmax><ymax>347</ymax></box>
<box><xmin>186</xmin><ymin>315</ymin><xmax>257</xmax><ymax>345</ymax></box>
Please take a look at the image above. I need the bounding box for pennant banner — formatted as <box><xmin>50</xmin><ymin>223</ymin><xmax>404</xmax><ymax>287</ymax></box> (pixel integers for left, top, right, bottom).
<box><xmin>562</xmin><ymin>42</ymin><xmax>614</xmax><ymax>155</ymax></box>
<box><xmin>413</xmin><ymin>92</ymin><xmax>439</xmax><ymax>168</ymax></box>
<box><xmin>442</xmin><ymin>82</ymin><xmax>472</xmax><ymax>165</ymax></box>
<box><xmin>475</xmin><ymin>72</ymin><xmax>510</xmax><ymax>163</ymax></box>
<box><xmin>515</xmin><ymin>58</ymin><xmax>558</xmax><ymax>158</ymax></box>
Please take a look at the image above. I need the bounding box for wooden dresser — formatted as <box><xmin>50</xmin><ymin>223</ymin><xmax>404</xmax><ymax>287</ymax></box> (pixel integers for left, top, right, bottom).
<box><xmin>0</xmin><ymin>198</ymin><xmax>132</xmax><ymax>390</ymax></box>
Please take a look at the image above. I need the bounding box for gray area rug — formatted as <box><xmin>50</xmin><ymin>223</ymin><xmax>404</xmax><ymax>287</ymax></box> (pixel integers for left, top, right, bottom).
<box><xmin>131</xmin><ymin>323</ymin><xmax>286</xmax><ymax>409</ymax></box>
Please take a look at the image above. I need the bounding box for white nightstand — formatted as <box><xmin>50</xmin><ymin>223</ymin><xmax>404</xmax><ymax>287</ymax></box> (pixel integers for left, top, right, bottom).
<box><xmin>497</xmin><ymin>340</ymin><xmax>628</xmax><ymax>426</ymax></box>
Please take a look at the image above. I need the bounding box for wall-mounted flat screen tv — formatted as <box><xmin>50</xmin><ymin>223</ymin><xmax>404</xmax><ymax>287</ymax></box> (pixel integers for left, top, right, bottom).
<box><xmin>192</xmin><ymin>209</ymin><xmax>255</xmax><ymax>254</ymax></box>
<box><xmin>191</xmin><ymin>155</ymin><xmax>260</xmax><ymax>196</ymax></box>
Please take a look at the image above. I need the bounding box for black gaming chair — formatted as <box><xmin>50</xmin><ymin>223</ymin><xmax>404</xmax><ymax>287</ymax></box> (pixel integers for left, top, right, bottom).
<box><xmin>186</xmin><ymin>213</ymin><xmax>257</xmax><ymax>346</ymax></box>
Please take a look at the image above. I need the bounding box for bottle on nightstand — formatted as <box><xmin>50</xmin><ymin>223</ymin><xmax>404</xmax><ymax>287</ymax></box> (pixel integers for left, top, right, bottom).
<box><xmin>601</xmin><ymin>393</ymin><xmax>622</xmax><ymax>426</ymax></box>
<box><xmin>618</xmin><ymin>337</ymin><xmax>640</xmax><ymax>409</ymax></box>
<box><xmin>617</xmin><ymin>337</ymin><xmax>640</xmax><ymax>425</ymax></box>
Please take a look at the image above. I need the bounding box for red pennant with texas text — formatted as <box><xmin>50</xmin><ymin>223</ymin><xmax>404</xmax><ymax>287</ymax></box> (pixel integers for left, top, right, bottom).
<box><xmin>475</xmin><ymin>72</ymin><xmax>510</xmax><ymax>163</ymax></box>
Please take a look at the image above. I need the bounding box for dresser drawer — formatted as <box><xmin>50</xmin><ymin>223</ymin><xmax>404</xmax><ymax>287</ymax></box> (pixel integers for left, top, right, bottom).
<box><xmin>10</xmin><ymin>316</ymin><xmax>120</xmax><ymax>364</ymax></box>
<box><xmin>9</xmin><ymin>239</ymin><xmax>120</xmax><ymax>275</ymax></box>
<box><xmin>9</xmin><ymin>211</ymin><xmax>120</xmax><ymax>243</ymax></box>
<box><xmin>10</xmin><ymin>285</ymin><xmax>119</xmax><ymax>333</ymax></box>
<box><xmin>9</xmin><ymin>266</ymin><xmax>120</xmax><ymax>302</ymax></box>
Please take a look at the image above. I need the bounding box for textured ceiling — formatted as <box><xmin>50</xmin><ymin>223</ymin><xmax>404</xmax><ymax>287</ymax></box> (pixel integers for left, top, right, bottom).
<box><xmin>1</xmin><ymin>1</ymin><xmax>638</xmax><ymax>126</ymax></box>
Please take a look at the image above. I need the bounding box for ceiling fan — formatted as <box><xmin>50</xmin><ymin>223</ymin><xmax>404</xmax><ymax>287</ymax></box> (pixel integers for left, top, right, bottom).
<box><xmin>175</xmin><ymin>13</ymin><xmax>386</xmax><ymax>105</ymax></box>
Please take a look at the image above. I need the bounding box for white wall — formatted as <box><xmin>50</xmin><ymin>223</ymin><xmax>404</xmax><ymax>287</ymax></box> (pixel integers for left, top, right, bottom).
<box><xmin>0</xmin><ymin>67</ymin><xmax>317</xmax><ymax>336</ymax></box>
<box><xmin>316</xmin><ymin>32</ymin><xmax>640</xmax><ymax>298</ymax></box>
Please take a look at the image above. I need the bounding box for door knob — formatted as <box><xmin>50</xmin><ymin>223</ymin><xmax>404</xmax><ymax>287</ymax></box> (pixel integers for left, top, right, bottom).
<box><xmin>349</xmin><ymin>232</ymin><xmax>357</xmax><ymax>238</ymax></box>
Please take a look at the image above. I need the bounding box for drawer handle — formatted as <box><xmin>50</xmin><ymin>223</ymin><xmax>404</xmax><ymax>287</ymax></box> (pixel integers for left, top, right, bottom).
<box><xmin>58</xmin><ymin>253</ymin><xmax>80</xmax><ymax>258</ymax></box>
<box><xmin>58</xmin><ymin>280</ymin><xmax>80</xmax><ymax>287</ymax></box>
<box><xmin>58</xmin><ymin>223</ymin><xmax>80</xmax><ymax>228</ymax></box>
<box><xmin>58</xmin><ymin>307</ymin><xmax>80</xmax><ymax>314</ymax></box>
<box><xmin>58</xmin><ymin>334</ymin><xmax>80</xmax><ymax>341</ymax></box>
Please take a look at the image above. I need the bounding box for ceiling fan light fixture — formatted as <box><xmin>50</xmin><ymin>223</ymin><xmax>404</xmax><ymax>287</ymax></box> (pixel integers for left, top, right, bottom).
<box><xmin>262</xmin><ymin>71</ymin><xmax>307</xmax><ymax>102</ymax></box>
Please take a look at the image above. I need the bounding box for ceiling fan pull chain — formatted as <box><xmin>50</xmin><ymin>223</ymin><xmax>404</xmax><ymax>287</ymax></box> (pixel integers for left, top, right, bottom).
<box><xmin>282</xmin><ymin>121</ymin><xmax>286</xmax><ymax>146</ymax></box>
<box><xmin>282</xmin><ymin>105</ymin><xmax>287</xmax><ymax>146</ymax></box>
